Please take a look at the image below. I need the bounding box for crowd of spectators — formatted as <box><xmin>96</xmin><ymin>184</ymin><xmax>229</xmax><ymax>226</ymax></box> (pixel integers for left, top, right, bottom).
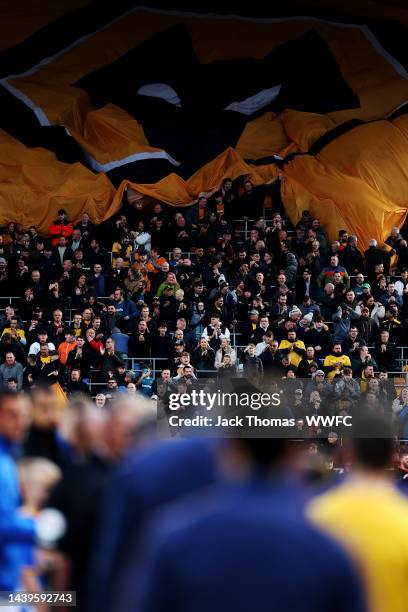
<box><xmin>0</xmin><ymin>178</ymin><xmax>407</xmax><ymax>431</ymax></box>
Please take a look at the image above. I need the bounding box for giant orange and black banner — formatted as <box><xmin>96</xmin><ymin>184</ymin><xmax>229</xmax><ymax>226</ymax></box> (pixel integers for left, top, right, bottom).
<box><xmin>0</xmin><ymin>0</ymin><xmax>407</xmax><ymax>246</ymax></box>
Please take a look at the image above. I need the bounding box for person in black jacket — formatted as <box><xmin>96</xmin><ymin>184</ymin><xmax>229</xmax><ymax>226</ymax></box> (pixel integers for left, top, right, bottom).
<box><xmin>128</xmin><ymin>320</ymin><xmax>152</xmax><ymax>359</ymax></box>
<box><xmin>66</xmin><ymin>336</ymin><xmax>92</xmax><ymax>379</ymax></box>
<box><xmin>217</xmin><ymin>354</ymin><xmax>237</xmax><ymax>380</ymax></box>
<box><xmin>296</xmin><ymin>268</ymin><xmax>318</xmax><ymax>302</ymax></box>
<box><xmin>66</xmin><ymin>369</ymin><xmax>91</xmax><ymax>396</ymax></box>
<box><xmin>356</xmin><ymin>306</ymin><xmax>377</xmax><ymax>345</ymax></box>
<box><xmin>397</xmin><ymin>240</ymin><xmax>408</xmax><ymax>271</ymax></box>
<box><xmin>241</xmin><ymin>344</ymin><xmax>264</xmax><ymax>383</ymax></box>
<box><xmin>74</xmin><ymin>212</ymin><xmax>98</xmax><ymax>242</ymax></box>
<box><xmin>18</xmin><ymin>287</ymin><xmax>39</xmax><ymax>321</ymax></box>
<box><xmin>47</xmin><ymin>309</ymin><xmax>66</xmax><ymax>347</ymax></box>
<box><xmin>150</xmin><ymin>323</ymin><xmax>172</xmax><ymax>368</ymax></box>
<box><xmin>0</xmin><ymin>333</ymin><xmax>27</xmax><ymax>366</ymax></box>
<box><xmin>364</xmin><ymin>239</ymin><xmax>394</xmax><ymax>277</ymax></box>
<box><xmin>301</xmin><ymin>317</ymin><xmax>332</xmax><ymax>360</ymax></box>
<box><xmin>340</xmin><ymin>235</ymin><xmax>364</xmax><ymax>274</ymax></box>
<box><xmin>375</xmin><ymin>330</ymin><xmax>398</xmax><ymax>374</ymax></box>
<box><xmin>296</xmin><ymin>347</ymin><xmax>319</xmax><ymax>378</ymax></box>
<box><xmin>191</xmin><ymin>338</ymin><xmax>215</xmax><ymax>378</ymax></box>
<box><xmin>32</xmin><ymin>350</ymin><xmax>66</xmax><ymax>389</ymax></box>
<box><xmin>97</xmin><ymin>338</ymin><xmax>125</xmax><ymax>374</ymax></box>
<box><xmin>341</xmin><ymin>325</ymin><xmax>366</xmax><ymax>359</ymax></box>
<box><xmin>259</xmin><ymin>340</ymin><xmax>282</xmax><ymax>375</ymax></box>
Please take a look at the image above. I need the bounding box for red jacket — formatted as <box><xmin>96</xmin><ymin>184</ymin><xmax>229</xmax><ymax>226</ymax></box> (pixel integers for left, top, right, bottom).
<box><xmin>89</xmin><ymin>339</ymin><xmax>104</xmax><ymax>353</ymax></box>
<box><xmin>49</xmin><ymin>221</ymin><xmax>73</xmax><ymax>246</ymax></box>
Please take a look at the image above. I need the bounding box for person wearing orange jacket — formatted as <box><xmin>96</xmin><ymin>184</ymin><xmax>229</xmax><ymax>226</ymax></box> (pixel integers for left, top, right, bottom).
<box><xmin>57</xmin><ymin>329</ymin><xmax>77</xmax><ymax>366</ymax></box>
<box><xmin>49</xmin><ymin>209</ymin><xmax>73</xmax><ymax>247</ymax></box>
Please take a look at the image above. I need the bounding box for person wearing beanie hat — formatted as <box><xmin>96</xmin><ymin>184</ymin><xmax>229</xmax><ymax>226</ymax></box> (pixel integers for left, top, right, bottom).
<box><xmin>297</xmin><ymin>313</ymin><xmax>314</xmax><ymax>341</ymax></box>
<box><xmin>305</xmin><ymin>369</ymin><xmax>332</xmax><ymax>400</ymax></box>
<box><xmin>289</xmin><ymin>306</ymin><xmax>302</xmax><ymax>320</ymax></box>
<box><xmin>299</xmin><ymin>295</ymin><xmax>321</xmax><ymax>320</ymax></box>
<box><xmin>300</xmin><ymin>313</ymin><xmax>313</xmax><ymax>326</ymax></box>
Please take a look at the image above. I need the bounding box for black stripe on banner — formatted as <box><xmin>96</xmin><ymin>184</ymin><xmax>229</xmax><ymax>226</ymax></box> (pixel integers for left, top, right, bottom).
<box><xmin>244</xmin><ymin>156</ymin><xmax>284</xmax><ymax>167</ymax></box>
<box><xmin>106</xmin><ymin>158</ymin><xmax>180</xmax><ymax>186</ymax></box>
<box><xmin>0</xmin><ymin>0</ymin><xmax>139</xmax><ymax>78</ymax></box>
<box><xmin>0</xmin><ymin>85</ymin><xmax>88</xmax><ymax>165</ymax></box>
<box><xmin>281</xmin><ymin>109</ymin><xmax>408</xmax><ymax>167</ymax></box>
<box><xmin>308</xmin><ymin>119</ymin><xmax>365</xmax><ymax>156</ymax></box>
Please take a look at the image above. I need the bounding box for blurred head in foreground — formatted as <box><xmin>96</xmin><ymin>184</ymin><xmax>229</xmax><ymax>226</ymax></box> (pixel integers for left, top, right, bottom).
<box><xmin>224</xmin><ymin>438</ymin><xmax>293</xmax><ymax>479</ymax></box>
<box><xmin>0</xmin><ymin>391</ymin><xmax>31</xmax><ymax>443</ymax></box>
<box><xmin>61</xmin><ymin>393</ymin><xmax>157</xmax><ymax>461</ymax></box>
<box><xmin>17</xmin><ymin>457</ymin><xmax>62</xmax><ymax>512</ymax></box>
<box><xmin>349</xmin><ymin>413</ymin><xmax>394</xmax><ymax>473</ymax></box>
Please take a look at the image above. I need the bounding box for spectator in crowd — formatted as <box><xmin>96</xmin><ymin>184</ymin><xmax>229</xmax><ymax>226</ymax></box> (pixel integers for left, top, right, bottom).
<box><xmin>66</xmin><ymin>369</ymin><xmax>90</xmax><ymax>396</ymax></box>
<box><xmin>351</xmin><ymin>345</ymin><xmax>378</xmax><ymax>377</ymax></box>
<box><xmin>0</xmin><ymin>352</ymin><xmax>23</xmax><ymax>390</ymax></box>
<box><xmin>1</xmin><ymin>316</ymin><xmax>27</xmax><ymax>346</ymax></box>
<box><xmin>375</xmin><ymin>330</ymin><xmax>397</xmax><ymax>373</ymax></box>
<box><xmin>380</xmin><ymin>306</ymin><xmax>402</xmax><ymax>343</ymax></box>
<box><xmin>241</xmin><ymin>344</ymin><xmax>264</xmax><ymax>382</ymax></box>
<box><xmin>66</xmin><ymin>335</ymin><xmax>92</xmax><ymax>380</ymax></box>
<box><xmin>214</xmin><ymin>338</ymin><xmax>236</xmax><ymax>369</ymax></box>
<box><xmin>339</xmin><ymin>235</ymin><xmax>364</xmax><ymax>275</ymax></box>
<box><xmin>356</xmin><ymin>304</ymin><xmax>378</xmax><ymax>344</ymax></box>
<box><xmin>317</xmin><ymin>255</ymin><xmax>349</xmax><ymax>287</ymax></box>
<box><xmin>392</xmin><ymin>387</ymin><xmax>408</xmax><ymax>415</ymax></box>
<box><xmin>191</xmin><ymin>338</ymin><xmax>215</xmax><ymax>377</ymax></box>
<box><xmin>278</xmin><ymin>330</ymin><xmax>306</xmax><ymax>369</ymax></box>
<box><xmin>323</xmin><ymin>343</ymin><xmax>352</xmax><ymax>380</ymax></box>
<box><xmin>297</xmin><ymin>346</ymin><xmax>318</xmax><ymax>378</ymax></box>
<box><xmin>58</xmin><ymin>329</ymin><xmax>77</xmax><ymax>366</ymax></box>
<box><xmin>385</xmin><ymin>226</ymin><xmax>403</xmax><ymax>250</ymax></box>
<box><xmin>341</xmin><ymin>325</ymin><xmax>365</xmax><ymax>359</ymax></box>
<box><xmin>98</xmin><ymin>338</ymin><xmax>124</xmax><ymax>374</ymax></box>
<box><xmin>332</xmin><ymin>304</ymin><xmax>360</xmax><ymax>343</ymax></box>
<box><xmin>49</xmin><ymin>209</ymin><xmax>73</xmax><ymax>247</ymax></box>
<box><xmin>364</xmin><ymin>238</ymin><xmax>394</xmax><ymax>277</ymax></box>
<box><xmin>333</xmin><ymin>367</ymin><xmax>360</xmax><ymax>402</ymax></box>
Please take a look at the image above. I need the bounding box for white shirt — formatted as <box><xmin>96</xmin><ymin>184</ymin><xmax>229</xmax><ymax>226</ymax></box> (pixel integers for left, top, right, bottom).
<box><xmin>395</xmin><ymin>280</ymin><xmax>408</xmax><ymax>297</ymax></box>
<box><xmin>255</xmin><ymin>341</ymin><xmax>267</xmax><ymax>357</ymax></box>
<box><xmin>202</xmin><ymin>326</ymin><xmax>230</xmax><ymax>341</ymax></box>
<box><xmin>57</xmin><ymin>246</ymin><xmax>66</xmax><ymax>264</ymax></box>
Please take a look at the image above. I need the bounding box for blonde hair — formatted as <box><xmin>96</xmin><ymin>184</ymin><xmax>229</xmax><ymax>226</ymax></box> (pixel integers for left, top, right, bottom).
<box><xmin>17</xmin><ymin>457</ymin><xmax>62</xmax><ymax>491</ymax></box>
